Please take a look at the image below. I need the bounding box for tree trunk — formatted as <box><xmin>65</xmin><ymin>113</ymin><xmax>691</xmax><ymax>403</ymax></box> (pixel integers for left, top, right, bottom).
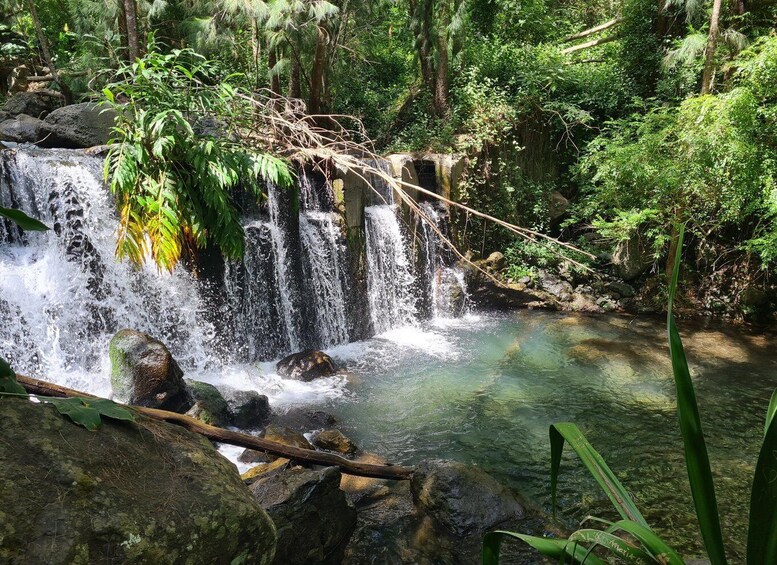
<box><xmin>16</xmin><ymin>374</ymin><xmax>415</xmax><ymax>481</ymax></box>
<box><xmin>308</xmin><ymin>25</ymin><xmax>327</xmax><ymax>114</ymax></box>
<box><xmin>268</xmin><ymin>48</ymin><xmax>280</xmax><ymax>97</ymax></box>
<box><xmin>122</xmin><ymin>0</ymin><xmax>140</xmax><ymax>62</ymax></box>
<box><xmin>289</xmin><ymin>56</ymin><xmax>301</xmax><ymax>99</ymax></box>
<box><xmin>25</xmin><ymin>0</ymin><xmax>72</xmax><ymax>103</ymax></box>
<box><xmin>250</xmin><ymin>18</ymin><xmax>260</xmax><ymax>88</ymax></box>
<box><xmin>433</xmin><ymin>34</ymin><xmax>450</xmax><ymax>117</ymax></box>
<box><xmin>701</xmin><ymin>0</ymin><xmax>723</xmax><ymax>95</ymax></box>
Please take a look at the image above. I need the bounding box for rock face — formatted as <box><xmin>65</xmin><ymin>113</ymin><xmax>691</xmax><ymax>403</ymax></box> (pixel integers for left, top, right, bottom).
<box><xmin>0</xmin><ymin>114</ymin><xmax>46</xmax><ymax>143</ymax></box>
<box><xmin>276</xmin><ymin>350</ymin><xmax>338</xmax><ymax>382</ymax></box>
<box><xmin>109</xmin><ymin>329</ymin><xmax>193</xmax><ymax>413</ymax></box>
<box><xmin>312</xmin><ymin>429</ymin><xmax>358</xmax><ymax>454</ymax></box>
<box><xmin>410</xmin><ymin>459</ymin><xmax>524</xmax><ymax>537</ymax></box>
<box><xmin>185</xmin><ymin>379</ymin><xmax>231</xmax><ymax>427</ymax></box>
<box><xmin>0</xmin><ymin>397</ymin><xmax>277</xmax><ymax>565</ymax></box>
<box><xmin>2</xmin><ymin>90</ymin><xmax>64</xmax><ymax>118</ymax></box>
<box><xmin>40</xmin><ymin>102</ymin><xmax>116</xmax><ymax>148</ymax></box>
<box><xmin>223</xmin><ymin>388</ymin><xmax>273</xmax><ymax>429</ymax></box>
<box><xmin>250</xmin><ymin>466</ymin><xmax>356</xmax><ymax>565</ymax></box>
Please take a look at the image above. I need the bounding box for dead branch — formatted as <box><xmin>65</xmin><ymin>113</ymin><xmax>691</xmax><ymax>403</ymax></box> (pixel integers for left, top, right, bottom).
<box><xmin>16</xmin><ymin>375</ymin><xmax>414</xmax><ymax>481</ymax></box>
<box><xmin>561</xmin><ymin>34</ymin><xmax>621</xmax><ymax>55</ymax></box>
<box><xmin>562</xmin><ymin>18</ymin><xmax>622</xmax><ymax>43</ymax></box>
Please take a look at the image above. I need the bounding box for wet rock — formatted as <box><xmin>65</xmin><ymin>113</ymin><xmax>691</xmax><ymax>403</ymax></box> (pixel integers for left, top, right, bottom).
<box><xmin>251</xmin><ymin>466</ymin><xmax>356</xmax><ymax>565</ymax></box>
<box><xmin>340</xmin><ymin>453</ymin><xmax>391</xmax><ymax>507</ymax></box>
<box><xmin>312</xmin><ymin>429</ymin><xmax>358</xmax><ymax>454</ymax></box>
<box><xmin>223</xmin><ymin>388</ymin><xmax>272</xmax><ymax>429</ymax></box>
<box><xmin>242</xmin><ymin>458</ymin><xmax>292</xmax><ymax>484</ymax></box>
<box><xmin>538</xmin><ymin>271</ymin><xmax>574</xmax><ymax>302</ymax></box>
<box><xmin>108</xmin><ymin>329</ymin><xmax>193</xmax><ymax>413</ymax></box>
<box><xmin>184</xmin><ymin>379</ymin><xmax>230</xmax><ymax>427</ymax></box>
<box><xmin>261</xmin><ymin>424</ymin><xmax>313</xmax><ymax>452</ymax></box>
<box><xmin>612</xmin><ymin>236</ymin><xmax>653</xmax><ymax>281</ymax></box>
<box><xmin>2</xmin><ymin>90</ymin><xmax>64</xmax><ymax>118</ymax></box>
<box><xmin>0</xmin><ymin>114</ymin><xmax>46</xmax><ymax>143</ymax></box>
<box><xmin>0</xmin><ymin>397</ymin><xmax>277</xmax><ymax>565</ymax></box>
<box><xmin>39</xmin><ymin>102</ymin><xmax>117</xmax><ymax>148</ymax></box>
<box><xmin>276</xmin><ymin>350</ymin><xmax>338</xmax><ymax>382</ymax></box>
<box><xmin>271</xmin><ymin>408</ymin><xmax>337</xmax><ymax>431</ymax></box>
<box><xmin>239</xmin><ymin>448</ymin><xmax>273</xmax><ymax>464</ymax></box>
<box><xmin>410</xmin><ymin>459</ymin><xmax>524</xmax><ymax>537</ymax></box>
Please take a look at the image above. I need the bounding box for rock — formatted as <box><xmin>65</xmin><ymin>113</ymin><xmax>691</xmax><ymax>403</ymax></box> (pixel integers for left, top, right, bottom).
<box><xmin>223</xmin><ymin>388</ymin><xmax>273</xmax><ymax>429</ymax></box>
<box><xmin>242</xmin><ymin>458</ymin><xmax>292</xmax><ymax>484</ymax></box>
<box><xmin>2</xmin><ymin>90</ymin><xmax>64</xmax><ymax>118</ymax></box>
<box><xmin>239</xmin><ymin>448</ymin><xmax>272</xmax><ymax>464</ymax></box>
<box><xmin>340</xmin><ymin>453</ymin><xmax>391</xmax><ymax>507</ymax></box>
<box><xmin>251</xmin><ymin>466</ymin><xmax>356</xmax><ymax>565</ymax></box>
<box><xmin>549</xmin><ymin>190</ymin><xmax>570</xmax><ymax>220</ymax></box>
<box><xmin>276</xmin><ymin>350</ymin><xmax>338</xmax><ymax>382</ymax></box>
<box><xmin>184</xmin><ymin>379</ymin><xmax>230</xmax><ymax>427</ymax></box>
<box><xmin>538</xmin><ymin>271</ymin><xmax>574</xmax><ymax>302</ymax></box>
<box><xmin>410</xmin><ymin>459</ymin><xmax>524</xmax><ymax>537</ymax></box>
<box><xmin>108</xmin><ymin>329</ymin><xmax>193</xmax><ymax>413</ymax></box>
<box><xmin>261</xmin><ymin>424</ymin><xmax>313</xmax><ymax>452</ymax></box>
<box><xmin>312</xmin><ymin>429</ymin><xmax>358</xmax><ymax>455</ymax></box>
<box><xmin>606</xmin><ymin>281</ymin><xmax>636</xmax><ymax>298</ymax></box>
<box><xmin>271</xmin><ymin>408</ymin><xmax>337</xmax><ymax>432</ymax></box>
<box><xmin>0</xmin><ymin>114</ymin><xmax>46</xmax><ymax>143</ymax></box>
<box><xmin>612</xmin><ymin>236</ymin><xmax>653</xmax><ymax>281</ymax></box>
<box><xmin>0</xmin><ymin>397</ymin><xmax>276</xmax><ymax>565</ymax></box>
<box><xmin>484</xmin><ymin>251</ymin><xmax>506</xmax><ymax>272</ymax></box>
<box><xmin>40</xmin><ymin>102</ymin><xmax>117</xmax><ymax>148</ymax></box>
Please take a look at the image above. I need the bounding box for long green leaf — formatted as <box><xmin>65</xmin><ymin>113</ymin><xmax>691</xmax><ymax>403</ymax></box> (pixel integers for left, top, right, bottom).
<box><xmin>0</xmin><ymin>207</ymin><xmax>49</xmax><ymax>231</ymax></box>
<box><xmin>746</xmin><ymin>388</ymin><xmax>777</xmax><ymax>563</ymax></box>
<box><xmin>667</xmin><ymin>223</ymin><xmax>727</xmax><ymax>565</ymax></box>
<box><xmin>483</xmin><ymin>531</ymin><xmax>606</xmax><ymax>565</ymax></box>
<box><xmin>0</xmin><ymin>357</ymin><xmax>26</xmax><ymax>395</ymax></box>
<box><xmin>606</xmin><ymin>520</ymin><xmax>685</xmax><ymax>565</ymax></box>
<box><xmin>550</xmin><ymin>422</ymin><xmax>647</xmax><ymax>526</ymax></box>
<box><xmin>568</xmin><ymin>529</ymin><xmax>652</xmax><ymax>563</ymax></box>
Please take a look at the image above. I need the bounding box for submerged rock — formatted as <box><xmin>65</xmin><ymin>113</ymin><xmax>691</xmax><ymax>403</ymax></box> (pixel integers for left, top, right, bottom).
<box><xmin>250</xmin><ymin>466</ymin><xmax>356</xmax><ymax>565</ymax></box>
<box><xmin>108</xmin><ymin>329</ymin><xmax>193</xmax><ymax>413</ymax></box>
<box><xmin>276</xmin><ymin>350</ymin><xmax>338</xmax><ymax>382</ymax></box>
<box><xmin>185</xmin><ymin>379</ymin><xmax>231</xmax><ymax>427</ymax></box>
<box><xmin>0</xmin><ymin>397</ymin><xmax>276</xmax><ymax>564</ymax></box>
<box><xmin>223</xmin><ymin>388</ymin><xmax>272</xmax><ymax>429</ymax></box>
<box><xmin>312</xmin><ymin>428</ymin><xmax>358</xmax><ymax>455</ymax></box>
<box><xmin>410</xmin><ymin>459</ymin><xmax>524</xmax><ymax>537</ymax></box>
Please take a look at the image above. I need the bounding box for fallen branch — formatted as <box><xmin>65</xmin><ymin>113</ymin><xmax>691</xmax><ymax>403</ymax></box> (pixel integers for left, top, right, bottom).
<box><xmin>561</xmin><ymin>34</ymin><xmax>621</xmax><ymax>55</ymax></box>
<box><xmin>16</xmin><ymin>375</ymin><xmax>414</xmax><ymax>481</ymax></box>
<box><xmin>562</xmin><ymin>18</ymin><xmax>622</xmax><ymax>43</ymax></box>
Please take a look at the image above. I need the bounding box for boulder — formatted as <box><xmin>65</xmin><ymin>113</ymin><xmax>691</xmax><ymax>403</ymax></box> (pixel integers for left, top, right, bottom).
<box><xmin>276</xmin><ymin>350</ymin><xmax>338</xmax><ymax>382</ymax></box>
<box><xmin>108</xmin><ymin>329</ymin><xmax>192</xmax><ymax>413</ymax></box>
<box><xmin>612</xmin><ymin>236</ymin><xmax>653</xmax><ymax>281</ymax></box>
<box><xmin>239</xmin><ymin>448</ymin><xmax>273</xmax><ymax>464</ymax></box>
<box><xmin>261</xmin><ymin>424</ymin><xmax>313</xmax><ymax>451</ymax></box>
<box><xmin>549</xmin><ymin>190</ymin><xmax>570</xmax><ymax>220</ymax></box>
<box><xmin>242</xmin><ymin>458</ymin><xmax>292</xmax><ymax>484</ymax></box>
<box><xmin>606</xmin><ymin>281</ymin><xmax>636</xmax><ymax>298</ymax></box>
<box><xmin>40</xmin><ymin>102</ymin><xmax>117</xmax><ymax>148</ymax></box>
<box><xmin>312</xmin><ymin>429</ymin><xmax>358</xmax><ymax>455</ymax></box>
<box><xmin>2</xmin><ymin>90</ymin><xmax>64</xmax><ymax>118</ymax></box>
<box><xmin>271</xmin><ymin>408</ymin><xmax>337</xmax><ymax>431</ymax></box>
<box><xmin>223</xmin><ymin>388</ymin><xmax>272</xmax><ymax>429</ymax></box>
<box><xmin>410</xmin><ymin>459</ymin><xmax>524</xmax><ymax>537</ymax></box>
<box><xmin>0</xmin><ymin>397</ymin><xmax>276</xmax><ymax>565</ymax></box>
<box><xmin>538</xmin><ymin>271</ymin><xmax>574</xmax><ymax>302</ymax></box>
<box><xmin>250</xmin><ymin>466</ymin><xmax>356</xmax><ymax>565</ymax></box>
<box><xmin>0</xmin><ymin>114</ymin><xmax>46</xmax><ymax>143</ymax></box>
<box><xmin>184</xmin><ymin>379</ymin><xmax>230</xmax><ymax>427</ymax></box>
<box><xmin>484</xmin><ymin>251</ymin><xmax>506</xmax><ymax>272</ymax></box>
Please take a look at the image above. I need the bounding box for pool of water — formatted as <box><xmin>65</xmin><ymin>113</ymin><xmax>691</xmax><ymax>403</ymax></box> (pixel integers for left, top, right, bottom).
<box><xmin>292</xmin><ymin>310</ymin><xmax>777</xmax><ymax>561</ymax></box>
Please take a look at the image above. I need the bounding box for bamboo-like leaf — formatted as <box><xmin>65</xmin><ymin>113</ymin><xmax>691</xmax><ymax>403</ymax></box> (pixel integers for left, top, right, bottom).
<box><xmin>667</xmin><ymin>223</ymin><xmax>727</xmax><ymax>565</ymax></box>
<box><xmin>550</xmin><ymin>422</ymin><xmax>648</xmax><ymax>526</ymax></box>
<box><xmin>568</xmin><ymin>529</ymin><xmax>652</xmax><ymax>563</ymax></box>
<box><xmin>483</xmin><ymin>531</ymin><xmax>605</xmax><ymax>565</ymax></box>
<box><xmin>0</xmin><ymin>207</ymin><xmax>50</xmax><ymax>231</ymax></box>
<box><xmin>746</xmin><ymin>388</ymin><xmax>777</xmax><ymax>563</ymax></box>
<box><xmin>606</xmin><ymin>520</ymin><xmax>685</xmax><ymax>565</ymax></box>
<box><xmin>0</xmin><ymin>357</ymin><xmax>26</xmax><ymax>395</ymax></box>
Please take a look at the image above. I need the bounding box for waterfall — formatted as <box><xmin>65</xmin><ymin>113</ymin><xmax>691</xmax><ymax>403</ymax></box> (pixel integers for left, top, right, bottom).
<box><xmin>364</xmin><ymin>205</ymin><xmax>416</xmax><ymax>334</ymax></box>
<box><xmin>0</xmin><ymin>148</ymin><xmax>214</xmax><ymax>393</ymax></box>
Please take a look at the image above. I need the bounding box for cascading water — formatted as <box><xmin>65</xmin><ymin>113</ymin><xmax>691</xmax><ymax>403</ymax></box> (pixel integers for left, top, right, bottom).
<box><xmin>0</xmin><ymin>148</ymin><xmax>214</xmax><ymax>394</ymax></box>
<box><xmin>364</xmin><ymin>205</ymin><xmax>416</xmax><ymax>334</ymax></box>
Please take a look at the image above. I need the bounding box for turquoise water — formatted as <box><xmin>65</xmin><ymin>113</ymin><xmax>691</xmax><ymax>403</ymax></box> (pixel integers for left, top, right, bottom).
<box><xmin>318</xmin><ymin>310</ymin><xmax>777</xmax><ymax>561</ymax></box>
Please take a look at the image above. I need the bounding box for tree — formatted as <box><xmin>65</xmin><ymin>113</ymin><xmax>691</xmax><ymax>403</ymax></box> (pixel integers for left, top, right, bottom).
<box><xmin>700</xmin><ymin>0</ymin><xmax>723</xmax><ymax>94</ymax></box>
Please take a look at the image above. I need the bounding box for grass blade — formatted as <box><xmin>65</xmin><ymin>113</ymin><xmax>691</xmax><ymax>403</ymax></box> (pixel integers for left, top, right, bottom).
<box><xmin>568</xmin><ymin>529</ymin><xmax>652</xmax><ymax>563</ymax></box>
<box><xmin>607</xmin><ymin>520</ymin><xmax>685</xmax><ymax>565</ymax></box>
<box><xmin>550</xmin><ymin>422</ymin><xmax>647</xmax><ymax>526</ymax></box>
<box><xmin>746</xmin><ymin>388</ymin><xmax>777</xmax><ymax>563</ymax></box>
<box><xmin>0</xmin><ymin>207</ymin><xmax>50</xmax><ymax>231</ymax></box>
<box><xmin>483</xmin><ymin>531</ymin><xmax>606</xmax><ymax>565</ymax></box>
<box><xmin>667</xmin><ymin>223</ymin><xmax>727</xmax><ymax>565</ymax></box>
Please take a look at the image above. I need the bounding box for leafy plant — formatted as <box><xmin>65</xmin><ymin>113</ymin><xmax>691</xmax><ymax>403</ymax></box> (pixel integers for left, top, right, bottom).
<box><xmin>483</xmin><ymin>224</ymin><xmax>777</xmax><ymax>564</ymax></box>
<box><xmin>0</xmin><ymin>207</ymin><xmax>49</xmax><ymax>231</ymax></box>
<box><xmin>0</xmin><ymin>356</ymin><xmax>135</xmax><ymax>431</ymax></box>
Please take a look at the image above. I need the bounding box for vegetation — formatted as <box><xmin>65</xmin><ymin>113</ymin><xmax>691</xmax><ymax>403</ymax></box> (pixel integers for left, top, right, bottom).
<box><xmin>482</xmin><ymin>227</ymin><xmax>777</xmax><ymax>564</ymax></box>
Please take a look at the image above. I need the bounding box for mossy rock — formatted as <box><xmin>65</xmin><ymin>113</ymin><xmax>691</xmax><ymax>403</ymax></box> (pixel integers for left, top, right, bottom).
<box><xmin>185</xmin><ymin>379</ymin><xmax>230</xmax><ymax>428</ymax></box>
<box><xmin>0</xmin><ymin>397</ymin><xmax>276</xmax><ymax>564</ymax></box>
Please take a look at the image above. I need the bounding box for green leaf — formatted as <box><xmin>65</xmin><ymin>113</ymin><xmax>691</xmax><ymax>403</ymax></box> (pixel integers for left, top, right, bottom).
<box><xmin>667</xmin><ymin>223</ymin><xmax>727</xmax><ymax>565</ymax></box>
<box><xmin>746</xmin><ymin>388</ymin><xmax>777</xmax><ymax>563</ymax></box>
<box><xmin>0</xmin><ymin>207</ymin><xmax>49</xmax><ymax>231</ymax></box>
<box><xmin>606</xmin><ymin>520</ymin><xmax>685</xmax><ymax>564</ymax></box>
<box><xmin>483</xmin><ymin>531</ymin><xmax>605</xmax><ymax>565</ymax></box>
<box><xmin>0</xmin><ymin>357</ymin><xmax>26</xmax><ymax>395</ymax></box>
<box><xmin>42</xmin><ymin>397</ymin><xmax>135</xmax><ymax>431</ymax></box>
<box><xmin>568</xmin><ymin>529</ymin><xmax>652</xmax><ymax>563</ymax></box>
<box><xmin>550</xmin><ymin>422</ymin><xmax>647</xmax><ymax>526</ymax></box>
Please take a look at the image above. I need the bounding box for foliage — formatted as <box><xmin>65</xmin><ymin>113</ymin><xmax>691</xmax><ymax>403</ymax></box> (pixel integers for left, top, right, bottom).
<box><xmin>482</xmin><ymin>226</ymin><xmax>777</xmax><ymax>564</ymax></box>
<box><xmin>103</xmin><ymin>43</ymin><xmax>292</xmax><ymax>271</ymax></box>
<box><xmin>0</xmin><ymin>207</ymin><xmax>49</xmax><ymax>231</ymax></box>
<box><xmin>0</xmin><ymin>357</ymin><xmax>135</xmax><ymax>430</ymax></box>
